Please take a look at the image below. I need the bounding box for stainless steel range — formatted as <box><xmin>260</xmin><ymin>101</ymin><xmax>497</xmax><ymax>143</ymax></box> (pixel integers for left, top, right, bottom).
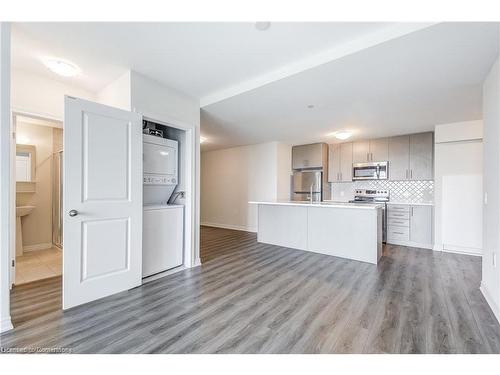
<box><xmin>350</xmin><ymin>189</ymin><xmax>390</xmax><ymax>243</ymax></box>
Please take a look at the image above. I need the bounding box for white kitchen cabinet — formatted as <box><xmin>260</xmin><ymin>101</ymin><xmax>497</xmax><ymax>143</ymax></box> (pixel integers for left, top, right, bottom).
<box><xmin>292</xmin><ymin>143</ymin><xmax>327</xmax><ymax>169</ymax></box>
<box><xmin>328</xmin><ymin>143</ymin><xmax>353</xmax><ymax>182</ymax></box>
<box><xmin>353</xmin><ymin>138</ymin><xmax>389</xmax><ymax>163</ymax></box>
<box><xmin>409</xmin><ymin>132</ymin><xmax>434</xmax><ymax>180</ymax></box>
<box><xmin>353</xmin><ymin>140</ymin><xmax>370</xmax><ymax>163</ymax></box>
<box><xmin>409</xmin><ymin>205</ymin><xmax>433</xmax><ymax>245</ymax></box>
<box><xmin>388</xmin><ymin>135</ymin><xmax>410</xmax><ymax>180</ymax></box>
<box><xmin>328</xmin><ymin>144</ymin><xmax>340</xmax><ymax>183</ymax></box>
<box><xmin>386</xmin><ymin>203</ymin><xmax>433</xmax><ymax>248</ymax></box>
<box><xmin>340</xmin><ymin>143</ymin><xmax>353</xmax><ymax>181</ymax></box>
<box><xmin>369</xmin><ymin>137</ymin><xmax>389</xmax><ymax>162</ymax></box>
<box><xmin>388</xmin><ymin>132</ymin><xmax>433</xmax><ymax>180</ymax></box>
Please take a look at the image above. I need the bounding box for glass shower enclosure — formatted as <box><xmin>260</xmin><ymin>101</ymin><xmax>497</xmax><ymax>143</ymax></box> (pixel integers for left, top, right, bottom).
<box><xmin>52</xmin><ymin>150</ymin><xmax>63</xmax><ymax>248</ymax></box>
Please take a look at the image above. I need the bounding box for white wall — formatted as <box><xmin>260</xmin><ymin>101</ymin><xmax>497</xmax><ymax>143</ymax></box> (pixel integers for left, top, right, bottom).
<box><xmin>201</xmin><ymin>142</ymin><xmax>292</xmax><ymax>232</ymax></box>
<box><xmin>0</xmin><ymin>22</ymin><xmax>13</xmax><ymax>332</ymax></box>
<box><xmin>277</xmin><ymin>143</ymin><xmax>293</xmax><ymax>200</ymax></box>
<box><xmin>11</xmin><ymin>68</ymin><xmax>96</xmax><ymax>121</ymax></box>
<box><xmin>96</xmin><ymin>71</ymin><xmax>131</xmax><ymax>111</ymax></box>
<box><xmin>481</xmin><ymin>55</ymin><xmax>500</xmax><ymax>323</ymax></box>
<box><xmin>130</xmin><ymin>71</ymin><xmax>201</xmax><ymax>266</ymax></box>
<box><xmin>434</xmin><ymin>121</ymin><xmax>483</xmax><ymax>255</ymax></box>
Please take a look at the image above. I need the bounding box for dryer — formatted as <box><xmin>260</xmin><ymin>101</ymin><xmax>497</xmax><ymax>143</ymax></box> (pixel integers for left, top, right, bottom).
<box><xmin>143</xmin><ymin>134</ymin><xmax>178</xmax><ymax>205</ymax></box>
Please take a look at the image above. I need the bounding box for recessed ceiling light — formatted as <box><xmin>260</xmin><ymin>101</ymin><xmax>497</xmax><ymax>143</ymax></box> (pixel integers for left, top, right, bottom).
<box><xmin>255</xmin><ymin>22</ymin><xmax>271</xmax><ymax>31</ymax></box>
<box><xmin>200</xmin><ymin>136</ymin><xmax>207</xmax><ymax>144</ymax></box>
<box><xmin>43</xmin><ymin>58</ymin><xmax>80</xmax><ymax>77</ymax></box>
<box><xmin>332</xmin><ymin>131</ymin><xmax>353</xmax><ymax>140</ymax></box>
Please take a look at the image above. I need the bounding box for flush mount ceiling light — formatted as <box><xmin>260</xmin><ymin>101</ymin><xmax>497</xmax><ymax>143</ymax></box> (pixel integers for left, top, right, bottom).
<box><xmin>330</xmin><ymin>131</ymin><xmax>353</xmax><ymax>140</ymax></box>
<box><xmin>43</xmin><ymin>58</ymin><xmax>80</xmax><ymax>77</ymax></box>
<box><xmin>255</xmin><ymin>22</ymin><xmax>271</xmax><ymax>31</ymax></box>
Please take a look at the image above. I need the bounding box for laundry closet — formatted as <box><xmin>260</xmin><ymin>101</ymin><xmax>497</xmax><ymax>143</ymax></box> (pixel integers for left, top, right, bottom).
<box><xmin>142</xmin><ymin>119</ymin><xmax>185</xmax><ymax>279</ymax></box>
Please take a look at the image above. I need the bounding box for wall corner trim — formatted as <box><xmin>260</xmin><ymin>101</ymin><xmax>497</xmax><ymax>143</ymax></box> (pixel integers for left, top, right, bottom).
<box><xmin>480</xmin><ymin>282</ymin><xmax>500</xmax><ymax>325</ymax></box>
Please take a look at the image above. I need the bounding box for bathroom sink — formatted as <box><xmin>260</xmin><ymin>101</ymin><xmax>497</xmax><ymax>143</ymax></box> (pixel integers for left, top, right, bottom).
<box><xmin>16</xmin><ymin>205</ymin><xmax>35</xmax><ymax>217</ymax></box>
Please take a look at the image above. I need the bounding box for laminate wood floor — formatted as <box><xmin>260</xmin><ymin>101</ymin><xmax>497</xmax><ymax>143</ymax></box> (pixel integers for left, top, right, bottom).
<box><xmin>2</xmin><ymin>226</ymin><xmax>500</xmax><ymax>353</ymax></box>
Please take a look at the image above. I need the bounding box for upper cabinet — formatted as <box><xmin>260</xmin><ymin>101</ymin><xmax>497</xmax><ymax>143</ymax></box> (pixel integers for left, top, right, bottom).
<box><xmin>292</xmin><ymin>143</ymin><xmax>328</xmax><ymax>169</ymax></box>
<box><xmin>353</xmin><ymin>138</ymin><xmax>388</xmax><ymax>163</ymax></box>
<box><xmin>352</xmin><ymin>140</ymin><xmax>370</xmax><ymax>163</ymax></box>
<box><xmin>369</xmin><ymin>138</ymin><xmax>389</xmax><ymax>162</ymax></box>
<box><xmin>409</xmin><ymin>132</ymin><xmax>434</xmax><ymax>180</ymax></box>
<box><xmin>388</xmin><ymin>132</ymin><xmax>433</xmax><ymax>180</ymax></box>
<box><xmin>388</xmin><ymin>135</ymin><xmax>410</xmax><ymax>180</ymax></box>
<box><xmin>328</xmin><ymin>143</ymin><xmax>353</xmax><ymax>182</ymax></box>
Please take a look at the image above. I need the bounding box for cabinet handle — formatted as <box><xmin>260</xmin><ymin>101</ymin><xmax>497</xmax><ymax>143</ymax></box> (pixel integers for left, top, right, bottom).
<box><xmin>411</xmin><ymin>207</ymin><xmax>414</xmax><ymax>216</ymax></box>
<box><xmin>405</xmin><ymin>170</ymin><xmax>408</xmax><ymax>179</ymax></box>
<box><xmin>367</xmin><ymin>152</ymin><xmax>369</xmax><ymax>161</ymax></box>
<box><xmin>410</xmin><ymin>169</ymin><xmax>413</xmax><ymax>179</ymax></box>
<box><xmin>393</xmin><ymin>232</ymin><xmax>405</xmax><ymax>235</ymax></box>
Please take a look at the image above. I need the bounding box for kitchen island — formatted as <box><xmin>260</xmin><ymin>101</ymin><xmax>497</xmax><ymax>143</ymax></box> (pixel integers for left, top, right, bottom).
<box><xmin>249</xmin><ymin>201</ymin><xmax>383</xmax><ymax>264</ymax></box>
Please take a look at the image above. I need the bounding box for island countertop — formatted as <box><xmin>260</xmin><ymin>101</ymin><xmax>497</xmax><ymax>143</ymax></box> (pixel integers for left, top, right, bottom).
<box><xmin>249</xmin><ymin>200</ymin><xmax>384</xmax><ymax>210</ymax></box>
<box><xmin>252</xmin><ymin>200</ymin><xmax>383</xmax><ymax>264</ymax></box>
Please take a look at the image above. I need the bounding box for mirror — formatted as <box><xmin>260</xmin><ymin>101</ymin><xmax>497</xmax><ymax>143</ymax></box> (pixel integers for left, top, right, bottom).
<box><xmin>16</xmin><ymin>144</ymin><xmax>36</xmax><ymax>192</ymax></box>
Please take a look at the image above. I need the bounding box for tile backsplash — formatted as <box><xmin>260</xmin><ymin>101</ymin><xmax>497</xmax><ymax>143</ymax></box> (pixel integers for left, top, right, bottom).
<box><xmin>331</xmin><ymin>180</ymin><xmax>434</xmax><ymax>203</ymax></box>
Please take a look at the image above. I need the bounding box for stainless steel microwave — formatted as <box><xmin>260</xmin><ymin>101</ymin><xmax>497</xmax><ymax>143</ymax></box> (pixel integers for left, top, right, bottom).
<box><xmin>352</xmin><ymin>161</ymin><xmax>388</xmax><ymax>180</ymax></box>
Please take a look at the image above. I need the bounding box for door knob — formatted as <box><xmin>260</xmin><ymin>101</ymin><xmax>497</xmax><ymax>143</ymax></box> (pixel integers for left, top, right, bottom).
<box><xmin>69</xmin><ymin>209</ymin><xmax>78</xmax><ymax>217</ymax></box>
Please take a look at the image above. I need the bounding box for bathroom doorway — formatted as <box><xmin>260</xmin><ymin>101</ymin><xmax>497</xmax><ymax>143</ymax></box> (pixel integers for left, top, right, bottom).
<box><xmin>13</xmin><ymin>113</ymin><xmax>63</xmax><ymax>285</ymax></box>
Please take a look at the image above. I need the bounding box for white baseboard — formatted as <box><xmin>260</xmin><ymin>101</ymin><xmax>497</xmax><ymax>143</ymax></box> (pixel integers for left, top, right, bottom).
<box><xmin>0</xmin><ymin>316</ymin><xmax>13</xmax><ymax>333</ymax></box>
<box><xmin>386</xmin><ymin>239</ymin><xmax>433</xmax><ymax>250</ymax></box>
<box><xmin>192</xmin><ymin>258</ymin><xmax>202</xmax><ymax>267</ymax></box>
<box><xmin>23</xmin><ymin>242</ymin><xmax>53</xmax><ymax>252</ymax></box>
<box><xmin>442</xmin><ymin>247</ymin><xmax>482</xmax><ymax>257</ymax></box>
<box><xmin>201</xmin><ymin>222</ymin><xmax>256</xmax><ymax>233</ymax></box>
<box><xmin>480</xmin><ymin>282</ymin><xmax>500</xmax><ymax>324</ymax></box>
<box><xmin>142</xmin><ymin>265</ymin><xmax>186</xmax><ymax>285</ymax></box>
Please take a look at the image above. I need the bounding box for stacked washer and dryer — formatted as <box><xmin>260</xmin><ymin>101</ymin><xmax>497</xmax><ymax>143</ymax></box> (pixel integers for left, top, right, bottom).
<box><xmin>142</xmin><ymin>133</ymin><xmax>184</xmax><ymax>278</ymax></box>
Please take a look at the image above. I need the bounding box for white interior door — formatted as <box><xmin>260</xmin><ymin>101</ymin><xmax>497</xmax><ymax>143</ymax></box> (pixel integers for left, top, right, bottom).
<box><xmin>63</xmin><ymin>96</ymin><xmax>142</xmax><ymax>309</ymax></box>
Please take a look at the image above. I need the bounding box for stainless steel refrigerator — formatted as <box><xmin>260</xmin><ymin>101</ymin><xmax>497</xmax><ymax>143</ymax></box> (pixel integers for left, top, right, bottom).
<box><xmin>292</xmin><ymin>170</ymin><xmax>323</xmax><ymax>201</ymax></box>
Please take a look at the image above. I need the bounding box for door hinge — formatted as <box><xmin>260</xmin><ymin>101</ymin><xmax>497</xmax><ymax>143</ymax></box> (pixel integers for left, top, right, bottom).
<box><xmin>12</xmin><ymin>131</ymin><xmax>16</xmax><ymax>140</ymax></box>
<box><xmin>11</xmin><ymin>259</ymin><xmax>15</xmax><ymax>267</ymax></box>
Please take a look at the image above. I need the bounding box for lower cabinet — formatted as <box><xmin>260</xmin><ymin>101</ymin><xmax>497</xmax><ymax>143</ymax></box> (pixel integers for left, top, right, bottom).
<box><xmin>387</xmin><ymin>204</ymin><xmax>433</xmax><ymax>248</ymax></box>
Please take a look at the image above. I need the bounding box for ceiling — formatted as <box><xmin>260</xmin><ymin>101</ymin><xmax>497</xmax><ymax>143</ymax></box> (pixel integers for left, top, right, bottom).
<box><xmin>12</xmin><ymin>22</ymin><xmax>394</xmax><ymax>96</ymax></box>
<box><xmin>11</xmin><ymin>22</ymin><xmax>500</xmax><ymax>151</ymax></box>
<box><xmin>202</xmin><ymin>23</ymin><xmax>499</xmax><ymax>150</ymax></box>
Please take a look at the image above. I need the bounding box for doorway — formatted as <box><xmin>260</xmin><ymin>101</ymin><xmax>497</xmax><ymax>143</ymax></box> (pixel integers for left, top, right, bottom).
<box><xmin>12</xmin><ymin>113</ymin><xmax>63</xmax><ymax>285</ymax></box>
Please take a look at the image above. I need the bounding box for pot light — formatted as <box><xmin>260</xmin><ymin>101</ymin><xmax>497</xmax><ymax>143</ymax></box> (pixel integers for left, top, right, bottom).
<box><xmin>255</xmin><ymin>22</ymin><xmax>271</xmax><ymax>31</ymax></box>
<box><xmin>330</xmin><ymin>131</ymin><xmax>353</xmax><ymax>140</ymax></box>
<box><xmin>44</xmin><ymin>58</ymin><xmax>80</xmax><ymax>77</ymax></box>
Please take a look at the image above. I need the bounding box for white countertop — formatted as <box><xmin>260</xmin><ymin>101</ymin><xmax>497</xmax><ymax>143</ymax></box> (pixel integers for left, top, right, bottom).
<box><xmin>249</xmin><ymin>200</ymin><xmax>384</xmax><ymax>210</ymax></box>
<box><xmin>324</xmin><ymin>199</ymin><xmax>434</xmax><ymax>206</ymax></box>
<box><xmin>387</xmin><ymin>201</ymin><xmax>434</xmax><ymax>206</ymax></box>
